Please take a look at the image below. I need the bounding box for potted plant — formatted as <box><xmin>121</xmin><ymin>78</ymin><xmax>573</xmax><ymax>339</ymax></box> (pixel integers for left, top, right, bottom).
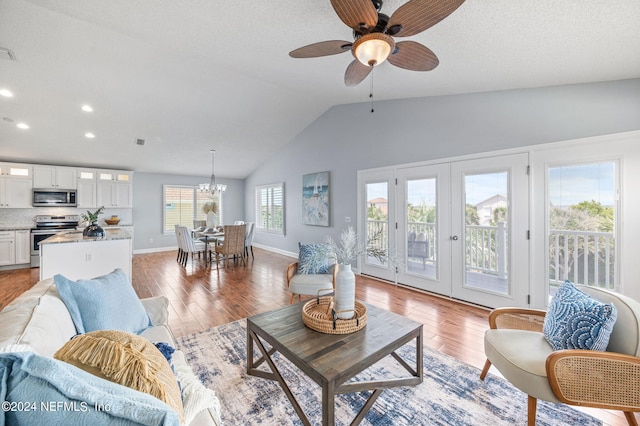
<box><xmin>81</xmin><ymin>206</ymin><xmax>105</xmax><ymax>237</ymax></box>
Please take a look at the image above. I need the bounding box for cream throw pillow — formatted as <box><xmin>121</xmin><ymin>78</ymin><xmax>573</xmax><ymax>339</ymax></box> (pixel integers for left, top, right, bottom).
<box><xmin>54</xmin><ymin>330</ymin><xmax>183</xmax><ymax>422</ymax></box>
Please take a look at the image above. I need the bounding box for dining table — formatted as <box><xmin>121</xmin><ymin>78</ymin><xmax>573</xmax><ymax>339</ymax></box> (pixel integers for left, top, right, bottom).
<box><xmin>193</xmin><ymin>228</ymin><xmax>224</xmax><ymax>264</ymax></box>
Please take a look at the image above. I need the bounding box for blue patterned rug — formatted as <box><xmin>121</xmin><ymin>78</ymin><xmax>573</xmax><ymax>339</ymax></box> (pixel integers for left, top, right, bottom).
<box><xmin>176</xmin><ymin>319</ymin><xmax>601</xmax><ymax>426</ymax></box>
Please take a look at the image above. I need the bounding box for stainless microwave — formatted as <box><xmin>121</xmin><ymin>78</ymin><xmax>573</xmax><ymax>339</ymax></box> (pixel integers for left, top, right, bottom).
<box><xmin>32</xmin><ymin>188</ymin><xmax>77</xmax><ymax>207</ymax></box>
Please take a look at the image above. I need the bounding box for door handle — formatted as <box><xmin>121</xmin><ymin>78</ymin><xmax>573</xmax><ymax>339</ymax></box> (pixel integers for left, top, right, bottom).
<box><xmin>451</xmin><ymin>235</ymin><xmax>458</xmax><ymax>241</ymax></box>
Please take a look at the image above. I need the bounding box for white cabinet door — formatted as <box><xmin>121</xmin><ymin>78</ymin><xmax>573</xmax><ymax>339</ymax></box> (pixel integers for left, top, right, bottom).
<box><xmin>77</xmin><ymin>180</ymin><xmax>97</xmax><ymax>208</ymax></box>
<box><xmin>33</xmin><ymin>166</ymin><xmax>77</xmax><ymax>188</ymax></box>
<box><xmin>97</xmin><ymin>182</ymin><xmax>132</xmax><ymax>208</ymax></box>
<box><xmin>115</xmin><ymin>183</ymin><xmax>132</xmax><ymax>208</ymax></box>
<box><xmin>0</xmin><ymin>232</ymin><xmax>15</xmax><ymax>266</ymax></box>
<box><xmin>56</xmin><ymin>167</ymin><xmax>77</xmax><ymax>189</ymax></box>
<box><xmin>3</xmin><ymin>177</ymin><xmax>33</xmax><ymax>208</ymax></box>
<box><xmin>33</xmin><ymin>166</ymin><xmax>57</xmax><ymax>188</ymax></box>
<box><xmin>96</xmin><ymin>181</ymin><xmax>115</xmax><ymax>207</ymax></box>
<box><xmin>15</xmin><ymin>230</ymin><xmax>30</xmax><ymax>264</ymax></box>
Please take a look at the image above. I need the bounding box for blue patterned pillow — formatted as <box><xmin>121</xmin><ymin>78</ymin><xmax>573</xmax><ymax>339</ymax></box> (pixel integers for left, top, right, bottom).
<box><xmin>298</xmin><ymin>242</ymin><xmax>329</xmax><ymax>274</ymax></box>
<box><xmin>543</xmin><ymin>281</ymin><xmax>617</xmax><ymax>351</ymax></box>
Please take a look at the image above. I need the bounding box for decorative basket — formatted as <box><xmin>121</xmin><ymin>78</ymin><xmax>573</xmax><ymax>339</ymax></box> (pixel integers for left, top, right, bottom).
<box><xmin>105</xmin><ymin>218</ymin><xmax>120</xmax><ymax>225</ymax></box>
<box><xmin>302</xmin><ymin>296</ymin><xmax>367</xmax><ymax>335</ymax></box>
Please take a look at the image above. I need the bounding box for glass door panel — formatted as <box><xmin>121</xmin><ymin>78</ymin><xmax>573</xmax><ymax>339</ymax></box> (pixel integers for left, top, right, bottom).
<box><xmin>396</xmin><ymin>164</ymin><xmax>451</xmax><ymax>294</ymax></box>
<box><xmin>359</xmin><ymin>169</ymin><xmax>396</xmax><ymax>282</ymax></box>
<box><xmin>406</xmin><ymin>178</ymin><xmax>437</xmax><ymax>279</ymax></box>
<box><xmin>464</xmin><ymin>172</ymin><xmax>509</xmax><ymax>295</ymax></box>
<box><xmin>451</xmin><ymin>153</ymin><xmax>529</xmax><ymax>308</ymax></box>
<box><xmin>547</xmin><ymin>162</ymin><xmax>617</xmax><ymax>299</ymax></box>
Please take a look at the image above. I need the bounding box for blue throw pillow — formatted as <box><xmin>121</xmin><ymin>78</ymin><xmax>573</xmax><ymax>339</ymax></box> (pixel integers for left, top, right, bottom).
<box><xmin>298</xmin><ymin>242</ymin><xmax>329</xmax><ymax>274</ymax></box>
<box><xmin>543</xmin><ymin>281</ymin><xmax>617</xmax><ymax>351</ymax></box>
<box><xmin>55</xmin><ymin>269</ymin><xmax>151</xmax><ymax>335</ymax></box>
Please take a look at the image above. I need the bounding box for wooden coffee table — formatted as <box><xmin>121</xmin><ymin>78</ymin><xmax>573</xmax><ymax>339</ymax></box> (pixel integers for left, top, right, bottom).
<box><xmin>246</xmin><ymin>301</ymin><xmax>423</xmax><ymax>425</ymax></box>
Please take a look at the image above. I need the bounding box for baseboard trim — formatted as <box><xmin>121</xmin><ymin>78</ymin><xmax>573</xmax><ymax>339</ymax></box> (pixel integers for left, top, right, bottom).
<box><xmin>251</xmin><ymin>243</ymin><xmax>297</xmax><ymax>259</ymax></box>
<box><xmin>133</xmin><ymin>246</ymin><xmax>178</xmax><ymax>255</ymax></box>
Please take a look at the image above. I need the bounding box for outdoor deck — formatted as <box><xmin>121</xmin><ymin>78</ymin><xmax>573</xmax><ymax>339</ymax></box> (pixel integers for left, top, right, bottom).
<box><xmin>380</xmin><ymin>258</ymin><xmax>510</xmax><ymax>295</ymax></box>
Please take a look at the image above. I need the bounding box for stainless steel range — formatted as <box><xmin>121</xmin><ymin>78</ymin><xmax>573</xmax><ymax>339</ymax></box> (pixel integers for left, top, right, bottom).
<box><xmin>30</xmin><ymin>215</ymin><xmax>80</xmax><ymax>267</ymax></box>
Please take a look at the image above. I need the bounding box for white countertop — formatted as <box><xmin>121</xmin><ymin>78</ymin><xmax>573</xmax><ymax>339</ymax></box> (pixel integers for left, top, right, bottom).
<box><xmin>40</xmin><ymin>228</ymin><xmax>132</xmax><ymax>245</ymax></box>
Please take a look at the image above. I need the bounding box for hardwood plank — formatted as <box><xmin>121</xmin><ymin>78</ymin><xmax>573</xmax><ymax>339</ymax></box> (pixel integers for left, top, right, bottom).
<box><xmin>0</xmin><ymin>248</ymin><xmax>629</xmax><ymax>425</ymax></box>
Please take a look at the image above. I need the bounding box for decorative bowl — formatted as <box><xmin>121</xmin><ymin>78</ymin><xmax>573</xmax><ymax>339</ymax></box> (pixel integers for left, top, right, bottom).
<box><xmin>105</xmin><ymin>218</ymin><xmax>120</xmax><ymax>225</ymax></box>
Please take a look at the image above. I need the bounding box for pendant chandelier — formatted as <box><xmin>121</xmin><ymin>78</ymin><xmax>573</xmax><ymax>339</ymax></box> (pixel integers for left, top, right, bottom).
<box><xmin>199</xmin><ymin>149</ymin><xmax>226</xmax><ymax>195</ymax></box>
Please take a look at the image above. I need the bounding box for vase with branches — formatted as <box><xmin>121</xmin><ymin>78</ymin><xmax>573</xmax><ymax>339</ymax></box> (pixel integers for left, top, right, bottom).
<box><xmin>203</xmin><ymin>201</ymin><xmax>218</xmax><ymax>228</ymax></box>
<box><xmin>300</xmin><ymin>226</ymin><xmax>390</xmax><ymax>319</ymax></box>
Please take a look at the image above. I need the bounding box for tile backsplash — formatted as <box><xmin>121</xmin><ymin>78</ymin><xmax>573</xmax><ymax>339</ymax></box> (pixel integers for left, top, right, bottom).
<box><xmin>0</xmin><ymin>207</ymin><xmax>133</xmax><ymax>228</ymax></box>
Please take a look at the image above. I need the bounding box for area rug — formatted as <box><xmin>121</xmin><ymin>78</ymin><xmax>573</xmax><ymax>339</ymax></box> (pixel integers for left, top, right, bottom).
<box><xmin>176</xmin><ymin>319</ymin><xmax>601</xmax><ymax>426</ymax></box>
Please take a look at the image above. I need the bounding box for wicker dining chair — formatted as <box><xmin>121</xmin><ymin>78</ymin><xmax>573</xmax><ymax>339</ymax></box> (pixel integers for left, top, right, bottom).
<box><xmin>212</xmin><ymin>224</ymin><xmax>246</xmax><ymax>268</ymax></box>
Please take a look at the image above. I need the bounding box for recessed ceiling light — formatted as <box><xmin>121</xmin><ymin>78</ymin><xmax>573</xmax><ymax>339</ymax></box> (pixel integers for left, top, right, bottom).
<box><xmin>0</xmin><ymin>89</ymin><xmax>13</xmax><ymax>97</ymax></box>
<box><xmin>81</xmin><ymin>105</ymin><xmax>93</xmax><ymax>112</ymax></box>
<box><xmin>16</xmin><ymin>122</ymin><xmax>29</xmax><ymax>129</ymax></box>
<box><xmin>85</xmin><ymin>132</ymin><xmax>96</xmax><ymax>139</ymax></box>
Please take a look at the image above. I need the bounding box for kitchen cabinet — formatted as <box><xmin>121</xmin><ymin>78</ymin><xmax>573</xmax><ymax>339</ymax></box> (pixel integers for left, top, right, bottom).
<box><xmin>0</xmin><ymin>163</ymin><xmax>33</xmax><ymax>208</ymax></box>
<box><xmin>0</xmin><ymin>230</ymin><xmax>31</xmax><ymax>266</ymax></box>
<box><xmin>77</xmin><ymin>168</ymin><xmax>97</xmax><ymax>208</ymax></box>
<box><xmin>15</xmin><ymin>230</ymin><xmax>30</xmax><ymax>264</ymax></box>
<box><xmin>0</xmin><ymin>231</ymin><xmax>15</xmax><ymax>266</ymax></box>
<box><xmin>96</xmin><ymin>170</ymin><xmax>133</xmax><ymax>208</ymax></box>
<box><xmin>39</xmin><ymin>232</ymin><xmax>132</xmax><ymax>281</ymax></box>
<box><xmin>33</xmin><ymin>165</ymin><xmax>77</xmax><ymax>189</ymax></box>
<box><xmin>0</xmin><ymin>177</ymin><xmax>33</xmax><ymax>208</ymax></box>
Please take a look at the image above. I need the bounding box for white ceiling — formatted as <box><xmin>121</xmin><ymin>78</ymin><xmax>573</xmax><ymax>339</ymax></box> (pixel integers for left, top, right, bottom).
<box><xmin>1</xmin><ymin>0</ymin><xmax>639</xmax><ymax>179</ymax></box>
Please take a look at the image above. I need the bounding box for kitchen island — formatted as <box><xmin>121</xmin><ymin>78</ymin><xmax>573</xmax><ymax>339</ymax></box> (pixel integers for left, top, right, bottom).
<box><xmin>39</xmin><ymin>228</ymin><xmax>132</xmax><ymax>281</ymax></box>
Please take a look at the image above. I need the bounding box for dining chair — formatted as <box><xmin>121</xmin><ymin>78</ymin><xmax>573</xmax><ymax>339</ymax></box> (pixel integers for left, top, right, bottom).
<box><xmin>244</xmin><ymin>222</ymin><xmax>255</xmax><ymax>258</ymax></box>
<box><xmin>212</xmin><ymin>224</ymin><xmax>246</xmax><ymax>268</ymax></box>
<box><xmin>174</xmin><ymin>224</ymin><xmax>184</xmax><ymax>264</ymax></box>
<box><xmin>233</xmin><ymin>220</ymin><xmax>245</xmax><ymax>225</ymax></box>
<box><xmin>176</xmin><ymin>225</ymin><xmax>207</xmax><ymax>267</ymax></box>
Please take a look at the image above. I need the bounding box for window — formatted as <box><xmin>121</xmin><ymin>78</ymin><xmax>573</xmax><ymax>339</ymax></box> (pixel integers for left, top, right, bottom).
<box><xmin>547</xmin><ymin>161</ymin><xmax>617</xmax><ymax>295</ymax></box>
<box><xmin>163</xmin><ymin>185</ymin><xmax>222</xmax><ymax>234</ymax></box>
<box><xmin>255</xmin><ymin>183</ymin><xmax>284</xmax><ymax>235</ymax></box>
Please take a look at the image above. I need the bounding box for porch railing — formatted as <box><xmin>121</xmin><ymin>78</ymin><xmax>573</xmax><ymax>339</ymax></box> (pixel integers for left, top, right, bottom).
<box><xmin>366</xmin><ymin>220</ymin><xmax>615</xmax><ymax>290</ymax></box>
<box><xmin>549</xmin><ymin>229</ymin><xmax>615</xmax><ymax>290</ymax></box>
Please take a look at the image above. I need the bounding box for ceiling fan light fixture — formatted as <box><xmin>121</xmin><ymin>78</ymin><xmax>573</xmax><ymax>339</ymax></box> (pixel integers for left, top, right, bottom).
<box><xmin>352</xmin><ymin>33</ymin><xmax>395</xmax><ymax>67</ymax></box>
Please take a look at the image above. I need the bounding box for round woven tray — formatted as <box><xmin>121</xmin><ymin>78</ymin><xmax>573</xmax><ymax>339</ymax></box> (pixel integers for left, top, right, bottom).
<box><xmin>302</xmin><ymin>296</ymin><xmax>367</xmax><ymax>335</ymax></box>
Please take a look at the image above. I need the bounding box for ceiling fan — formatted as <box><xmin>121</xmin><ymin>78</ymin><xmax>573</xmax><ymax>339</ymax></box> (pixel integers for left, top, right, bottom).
<box><xmin>289</xmin><ymin>0</ymin><xmax>465</xmax><ymax>86</ymax></box>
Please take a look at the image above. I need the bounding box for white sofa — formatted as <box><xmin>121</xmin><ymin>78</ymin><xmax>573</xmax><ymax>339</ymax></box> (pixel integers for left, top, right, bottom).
<box><xmin>0</xmin><ymin>278</ymin><xmax>221</xmax><ymax>426</ymax></box>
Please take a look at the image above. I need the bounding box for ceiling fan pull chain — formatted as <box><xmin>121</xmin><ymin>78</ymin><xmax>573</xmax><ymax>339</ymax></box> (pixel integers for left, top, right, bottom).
<box><xmin>369</xmin><ymin>65</ymin><xmax>375</xmax><ymax>113</ymax></box>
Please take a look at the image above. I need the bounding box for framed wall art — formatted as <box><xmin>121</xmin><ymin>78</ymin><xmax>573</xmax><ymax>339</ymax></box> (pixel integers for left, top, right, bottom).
<box><xmin>302</xmin><ymin>171</ymin><xmax>329</xmax><ymax>226</ymax></box>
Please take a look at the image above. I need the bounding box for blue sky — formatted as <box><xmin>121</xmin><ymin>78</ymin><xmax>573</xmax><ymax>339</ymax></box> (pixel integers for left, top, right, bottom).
<box><xmin>549</xmin><ymin>162</ymin><xmax>614</xmax><ymax>206</ymax></box>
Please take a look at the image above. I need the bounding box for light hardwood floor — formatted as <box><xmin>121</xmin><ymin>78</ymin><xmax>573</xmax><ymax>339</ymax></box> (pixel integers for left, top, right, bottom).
<box><xmin>0</xmin><ymin>248</ymin><xmax>627</xmax><ymax>425</ymax></box>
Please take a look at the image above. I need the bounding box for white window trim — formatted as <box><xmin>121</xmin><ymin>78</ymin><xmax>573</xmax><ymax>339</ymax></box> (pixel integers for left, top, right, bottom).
<box><xmin>255</xmin><ymin>182</ymin><xmax>285</xmax><ymax>236</ymax></box>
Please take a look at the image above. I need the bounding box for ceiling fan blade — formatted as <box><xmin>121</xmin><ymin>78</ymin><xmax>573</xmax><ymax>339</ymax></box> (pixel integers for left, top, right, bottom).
<box><xmin>344</xmin><ymin>60</ymin><xmax>372</xmax><ymax>87</ymax></box>
<box><xmin>330</xmin><ymin>0</ymin><xmax>378</xmax><ymax>32</ymax></box>
<box><xmin>289</xmin><ymin>40</ymin><xmax>352</xmax><ymax>58</ymax></box>
<box><xmin>388</xmin><ymin>41</ymin><xmax>439</xmax><ymax>71</ymax></box>
<box><xmin>388</xmin><ymin>0</ymin><xmax>465</xmax><ymax>37</ymax></box>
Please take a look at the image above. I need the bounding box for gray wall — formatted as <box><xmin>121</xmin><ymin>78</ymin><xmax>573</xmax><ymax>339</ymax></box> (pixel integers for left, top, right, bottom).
<box><xmin>133</xmin><ymin>173</ymin><xmax>244</xmax><ymax>251</ymax></box>
<box><xmin>244</xmin><ymin>79</ymin><xmax>640</xmax><ymax>253</ymax></box>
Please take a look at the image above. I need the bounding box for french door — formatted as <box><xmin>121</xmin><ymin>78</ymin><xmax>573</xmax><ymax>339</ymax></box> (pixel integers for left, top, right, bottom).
<box><xmin>358</xmin><ymin>153</ymin><xmax>530</xmax><ymax>308</ymax></box>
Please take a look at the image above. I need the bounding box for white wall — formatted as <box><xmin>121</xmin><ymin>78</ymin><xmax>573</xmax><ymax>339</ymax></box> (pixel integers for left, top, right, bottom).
<box><xmin>245</xmin><ymin>79</ymin><xmax>640</xmax><ymax>255</ymax></box>
<box><xmin>132</xmin><ymin>173</ymin><xmax>244</xmax><ymax>252</ymax></box>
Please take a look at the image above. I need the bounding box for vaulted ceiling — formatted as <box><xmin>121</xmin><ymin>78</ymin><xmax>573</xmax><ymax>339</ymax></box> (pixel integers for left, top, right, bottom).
<box><xmin>1</xmin><ymin>0</ymin><xmax>638</xmax><ymax>178</ymax></box>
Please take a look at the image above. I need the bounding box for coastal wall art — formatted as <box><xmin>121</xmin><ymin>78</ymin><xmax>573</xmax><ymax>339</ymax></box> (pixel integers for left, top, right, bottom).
<box><xmin>302</xmin><ymin>171</ymin><xmax>329</xmax><ymax>226</ymax></box>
